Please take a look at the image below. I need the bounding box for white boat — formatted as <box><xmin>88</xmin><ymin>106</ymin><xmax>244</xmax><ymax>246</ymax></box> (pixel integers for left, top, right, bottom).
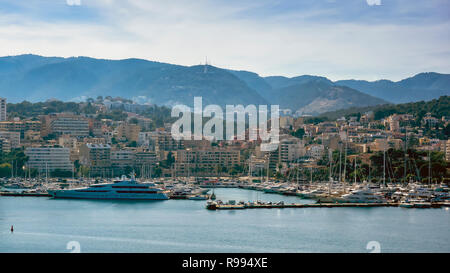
<box><xmin>188</xmin><ymin>195</ymin><xmax>208</xmax><ymax>200</ymax></box>
<box><xmin>406</xmin><ymin>187</ymin><xmax>434</xmax><ymax>199</ymax></box>
<box><xmin>399</xmin><ymin>201</ymin><xmax>414</xmax><ymax>208</ymax></box>
<box><xmin>299</xmin><ymin>188</ymin><xmax>328</xmax><ymax>199</ymax></box>
<box><xmin>263</xmin><ymin>185</ymin><xmax>283</xmax><ymax>193</ymax></box>
<box><xmin>337</xmin><ymin>188</ymin><xmax>386</xmax><ymax>203</ymax></box>
<box><xmin>411</xmin><ymin>200</ymin><xmax>432</xmax><ymax>208</ymax></box>
<box><xmin>48</xmin><ymin>176</ymin><xmax>169</xmax><ymax>200</ymax></box>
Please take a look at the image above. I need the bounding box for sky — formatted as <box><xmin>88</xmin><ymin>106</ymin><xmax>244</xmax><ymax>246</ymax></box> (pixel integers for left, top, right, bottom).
<box><xmin>0</xmin><ymin>0</ymin><xmax>449</xmax><ymax>81</ymax></box>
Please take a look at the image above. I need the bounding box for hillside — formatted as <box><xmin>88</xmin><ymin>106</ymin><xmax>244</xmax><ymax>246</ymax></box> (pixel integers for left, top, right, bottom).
<box><xmin>335</xmin><ymin>73</ymin><xmax>450</xmax><ymax>103</ymax></box>
<box><xmin>273</xmin><ymin>80</ymin><xmax>387</xmax><ymax>115</ymax></box>
<box><xmin>319</xmin><ymin>96</ymin><xmax>450</xmax><ymax>121</ymax></box>
<box><xmin>0</xmin><ymin>55</ymin><xmax>267</xmax><ymax>107</ymax></box>
<box><xmin>0</xmin><ymin>54</ymin><xmax>448</xmax><ymax>114</ymax></box>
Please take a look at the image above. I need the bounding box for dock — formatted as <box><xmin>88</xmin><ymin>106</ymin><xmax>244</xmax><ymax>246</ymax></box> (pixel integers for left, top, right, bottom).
<box><xmin>207</xmin><ymin>202</ymin><xmax>449</xmax><ymax>210</ymax></box>
<box><xmin>0</xmin><ymin>191</ymin><xmax>51</xmax><ymax>197</ymax></box>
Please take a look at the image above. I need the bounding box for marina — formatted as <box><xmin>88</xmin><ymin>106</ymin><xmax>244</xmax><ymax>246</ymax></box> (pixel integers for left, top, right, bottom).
<box><xmin>1</xmin><ymin>187</ymin><xmax>449</xmax><ymax>253</ymax></box>
<box><xmin>1</xmin><ymin>176</ymin><xmax>449</xmax><ymax>206</ymax></box>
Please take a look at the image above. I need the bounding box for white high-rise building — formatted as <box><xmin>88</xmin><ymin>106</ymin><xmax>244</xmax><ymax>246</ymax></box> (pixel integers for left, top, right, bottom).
<box><xmin>25</xmin><ymin>147</ymin><xmax>73</xmax><ymax>172</ymax></box>
<box><xmin>0</xmin><ymin>97</ymin><xmax>6</xmax><ymax>121</ymax></box>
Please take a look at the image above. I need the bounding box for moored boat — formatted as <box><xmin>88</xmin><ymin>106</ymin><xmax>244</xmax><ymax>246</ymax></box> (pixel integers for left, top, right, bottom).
<box><xmin>48</xmin><ymin>175</ymin><xmax>169</xmax><ymax>200</ymax></box>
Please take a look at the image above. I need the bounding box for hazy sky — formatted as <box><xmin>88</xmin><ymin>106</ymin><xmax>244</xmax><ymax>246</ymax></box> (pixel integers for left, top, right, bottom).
<box><xmin>0</xmin><ymin>0</ymin><xmax>449</xmax><ymax>81</ymax></box>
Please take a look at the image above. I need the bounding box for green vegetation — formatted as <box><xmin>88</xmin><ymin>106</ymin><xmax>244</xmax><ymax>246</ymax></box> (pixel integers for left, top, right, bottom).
<box><xmin>291</xmin><ymin>128</ymin><xmax>305</xmax><ymax>139</ymax></box>
<box><xmin>6</xmin><ymin>99</ymin><xmax>175</xmax><ymax>129</ymax></box>
<box><xmin>369</xmin><ymin>149</ymin><xmax>448</xmax><ymax>183</ymax></box>
<box><xmin>319</xmin><ymin>96</ymin><xmax>449</xmax><ymax>121</ymax></box>
<box><xmin>0</xmin><ymin>149</ymin><xmax>28</xmax><ymax>177</ymax></box>
<box><xmin>7</xmin><ymin>100</ymin><xmax>81</xmax><ymax>119</ymax></box>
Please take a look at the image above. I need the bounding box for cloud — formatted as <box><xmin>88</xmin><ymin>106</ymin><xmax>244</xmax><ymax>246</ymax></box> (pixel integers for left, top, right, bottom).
<box><xmin>0</xmin><ymin>0</ymin><xmax>448</xmax><ymax>81</ymax></box>
<box><xmin>366</xmin><ymin>0</ymin><xmax>381</xmax><ymax>6</ymax></box>
<box><xmin>66</xmin><ymin>0</ymin><xmax>81</xmax><ymax>6</ymax></box>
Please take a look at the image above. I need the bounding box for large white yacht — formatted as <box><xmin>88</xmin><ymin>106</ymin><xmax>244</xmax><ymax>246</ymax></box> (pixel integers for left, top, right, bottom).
<box><xmin>48</xmin><ymin>176</ymin><xmax>169</xmax><ymax>200</ymax></box>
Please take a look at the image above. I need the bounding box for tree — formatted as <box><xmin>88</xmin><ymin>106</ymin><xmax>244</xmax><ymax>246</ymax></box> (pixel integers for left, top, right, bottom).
<box><xmin>291</xmin><ymin>128</ymin><xmax>305</xmax><ymax>139</ymax></box>
<box><xmin>0</xmin><ymin>163</ymin><xmax>12</xmax><ymax>177</ymax></box>
<box><xmin>51</xmin><ymin>169</ymin><xmax>72</xmax><ymax>178</ymax></box>
<box><xmin>127</xmin><ymin>141</ymin><xmax>137</xmax><ymax>147</ymax></box>
<box><xmin>129</xmin><ymin>118</ymin><xmax>139</xmax><ymax>124</ymax></box>
<box><xmin>444</xmin><ymin>124</ymin><xmax>450</xmax><ymax>138</ymax></box>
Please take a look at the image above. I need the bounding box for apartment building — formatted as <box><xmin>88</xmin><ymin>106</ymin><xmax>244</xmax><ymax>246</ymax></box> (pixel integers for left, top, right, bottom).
<box><xmin>134</xmin><ymin>149</ymin><xmax>158</xmax><ymax>168</ymax></box>
<box><xmin>173</xmin><ymin>148</ymin><xmax>240</xmax><ymax>176</ymax></box>
<box><xmin>0</xmin><ymin>131</ymin><xmax>20</xmax><ymax>148</ymax></box>
<box><xmin>117</xmin><ymin>123</ymin><xmax>141</xmax><ymax>142</ymax></box>
<box><xmin>306</xmin><ymin>144</ymin><xmax>325</xmax><ymax>160</ymax></box>
<box><xmin>44</xmin><ymin>113</ymin><xmax>89</xmax><ymax>137</ymax></box>
<box><xmin>440</xmin><ymin>140</ymin><xmax>450</xmax><ymax>161</ymax></box>
<box><xmin>111</xmin><ymin>149</ymin><xmax>135</xmax><ymax>174</ymax></box>
<box><xmin>279</xmin><ymin>137</ymin><xmax>305</xmax><ymax>163</ymax></box>
<box><xmin>25</xmin><ymin>147</ymin><xmax>73</xmax><ymax>172</ymax></box>
<box><xmin>79</xmin><ymin>143</ymin><xmax>111</xmax><ymax>176</ymax></box>
<box><xmin>0</xmin><ymin>120</ymin><xmax>41</xmax><ymax>138</ymax></box>
<box><xmin>138</xmin><ymin>130</ymin><xmax>184</xmax><ymax>151</ymax></box>
<box><xmin>0</xmin><ymin>137</ymin><xmax>11</xmax><ymax>153</ymax></box>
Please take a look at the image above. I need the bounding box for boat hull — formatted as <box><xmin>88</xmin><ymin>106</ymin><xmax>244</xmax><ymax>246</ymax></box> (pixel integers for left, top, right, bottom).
<box><xmin>48</xmin><ymin>190</ymin><xmax>169</xmax><ymax>200</ymax></box>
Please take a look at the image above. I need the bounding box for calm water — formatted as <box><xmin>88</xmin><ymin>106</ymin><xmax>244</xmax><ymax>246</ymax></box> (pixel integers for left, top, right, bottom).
<box><xmin>0</xmin><ymin>188</ymin><xmax>449</xmax><ymax>253</ymax></box>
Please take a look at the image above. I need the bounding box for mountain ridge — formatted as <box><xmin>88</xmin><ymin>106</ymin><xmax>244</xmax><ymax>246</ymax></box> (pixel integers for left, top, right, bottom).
<box><xmin>0</xmin><ymin>54</ymin><xmax>448</xmax><ymax>115</ymax></box>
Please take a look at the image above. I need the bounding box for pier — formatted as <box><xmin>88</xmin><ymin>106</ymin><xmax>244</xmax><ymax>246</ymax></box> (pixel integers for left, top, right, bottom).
<box><xmin>206</xmin><ymin>202</ymin><xmax>449</xmax><ymax>210</ymax></box>
<box><xmin>0</xmin><ymin>191</ymin><xmax>51</xmax><ymax>197</ymax></box>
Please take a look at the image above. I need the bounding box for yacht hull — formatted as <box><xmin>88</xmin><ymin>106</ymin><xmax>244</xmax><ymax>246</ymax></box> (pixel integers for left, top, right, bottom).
<box><xmin>48</xmin><ymin>190</ymin><xmax>169</xmax><ymax>200</ymax></box>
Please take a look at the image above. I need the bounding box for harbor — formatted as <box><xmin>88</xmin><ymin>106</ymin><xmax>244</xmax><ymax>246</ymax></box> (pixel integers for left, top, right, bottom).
<box><xmin>1</xmin><ymin>187</ymin><xmax>449</xmax><ymax>253</ymax></box>
<box><xmin>1</xmin><ymin>176</ymin><xmax>449</xmax><ymax>207</ymax></box>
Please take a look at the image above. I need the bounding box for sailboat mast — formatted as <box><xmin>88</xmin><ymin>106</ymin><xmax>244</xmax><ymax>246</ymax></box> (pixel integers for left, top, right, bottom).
<box><xmin>343</xmin><ymin>132</ymin><xmax>347</xmax><ymax>184</ymax></box>
<box><xmin>339</xmin><ymin>143</ymin><xmax>342</xmax><ymax>183</ymax></box>
<box><xmin>428</xmin><ymin>149</ymin><xmax>431</xmax><ymax>184</ymax></box>
<box><xmin>404</xmin><ymin>128</ymin><xmax>408</xmax><ymax>183</ymax></box>
<box><xmin>383</xmin><ymin>143</ymin><xmax>386</xmax><ymax>186</ymax></box>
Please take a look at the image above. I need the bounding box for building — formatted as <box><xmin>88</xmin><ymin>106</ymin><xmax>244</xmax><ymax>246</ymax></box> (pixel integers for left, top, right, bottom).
<box><xmin>0</xmin><ymin>137</ymin><xmax>11</xmax><ymax>153</ymax></box>
<box><xmin>279</xmin><ymin>137</ymin><xmax>305</xmax><ymax>163</ymax></box>
<box><xmin>117</xmin><ymin>123</ymin><xmax>141</xmax><ymax>142</ymax></box>
<box><xmin>134</xmin><ymin>149</ymin><xmax>158</xmax><ymax>168</ymax></box>
<box><xmin>423</xmin><ymin>113</ymin><xmax>439</xmax><ymax>127</ymax></box>
<box><xmin>58</xmin><ymin>135</ymin><xmax>79</xmax><ymax>161</ymax></box>
<box><xmin>24</xmin><ymin>130</ymin><xmax>41</xmax><ymax>142</ymax></box>
<box><xmin>89</xmin><ymin>119</ymin><xmax>103</xmax><ymax>137</ymax></box>
<box><xmin>280</xmin><ymin>116</ymin><xmax>294</xmax><ymax>129</ymax></box>
<box><xmin>248</xmin><ymin>156</ymin><xmax>268</xmax><ymax>175</ymax></box>
<box><xmin>0</xmin><ymin>120</ymin><xmax>41</xmax><ymax>138</ymax></box>
<box><xmin>25</xmin><ymin>147</ymin><xmax>73</xmax><ymax>172</ymax></box>
<box><xmin>44</xmin><ymin>113</ymin><xmax>89</xmax><ymax>138</ymax></box>
<box><xmin>111</xmin><ymin>149</ymin><xmax>135</xmax><ymax>175</ymax></box>
<box><xmin>369</xmin><ymin>138</ymin><xmax>403</xmax><ymax>152</ymax></box>
<box><xmin>440</xmin><ymin>140</ymin><xmax>450</xmax><ymax>162</ymax></box>
<box><xmin>0</xmin><ymin>97</ymin><xmax>6</xmax><ymax>121</ymax></box>
<box><xmin>0</xmin><ymin>131</ymin><xmax>20</xmax><ymax>148</ymax></box>
<box><xmin>388</xmin><ymin>114</ymin><xmax>400</xmax><ymax>132</ymax></box>
<box><xmin>173</xmin><ymin>148</ymin><xmax>240</xmax><ymax>176</ymax></box>
<box><xmin>79</xmin><ymin>143</ymin><xmax>112</xmax><ymax>177</ymax></box>
<box><xmin>306</xmin><ymin>144</ymin><xmax>325</xmax><ymax>160</ymax></box>
<box><xmin>139</xmin><ymin>130</ymin><xmax>184</xmax><ymax>151</ymax></box>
